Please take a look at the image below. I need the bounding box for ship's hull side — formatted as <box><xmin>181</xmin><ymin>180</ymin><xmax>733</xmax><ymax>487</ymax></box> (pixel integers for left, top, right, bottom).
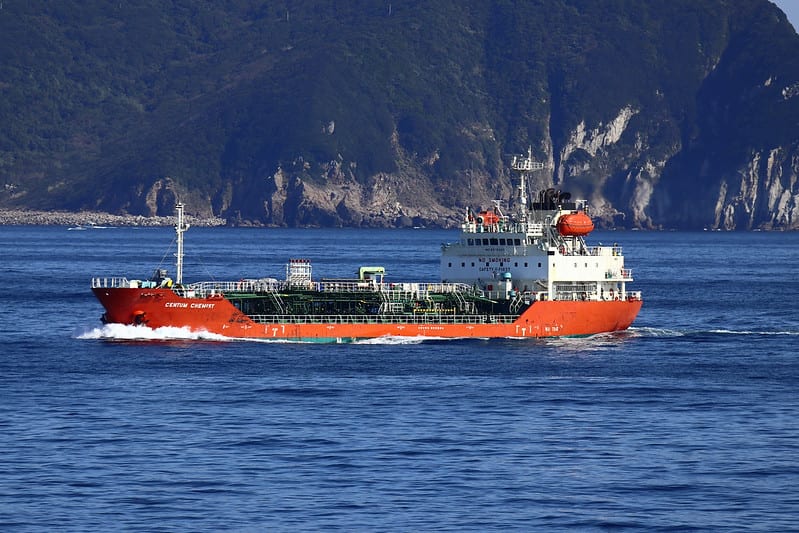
<box><xmin>92</xmin><ymin>288</ymin><xmax>642</xmax><ymax>342</ymax></box>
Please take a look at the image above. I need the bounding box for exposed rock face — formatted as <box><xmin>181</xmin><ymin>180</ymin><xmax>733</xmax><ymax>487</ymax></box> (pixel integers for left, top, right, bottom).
<box><xmin>553</xmin><ymin>105</ymin><xmax>661</xmax><ymax>229</ymax></box>
<box><xmin>244</xmin><ymin>139</ymin><xmax>465</xmax><ymax>227</ymax></box>
<box><xmin>2</xmin><ymin>1</ymin><xmax>799</xmax><ymax>229</ymax></box>
<box><xmin>558</xmin><ymin>106</ymin><xmax>639</xmax><ymax>180</ymax></box>
<box><xmin>713</xmin><ymin>147</ymin><xmax>799</xmax><ymax>230</ymax></box>
<box><xmin>169</xmin><ymin>104</ymin><xmax>799</xmax><ymax>230</ymax></box>
<box><xmin>142</xmin><ymin>179</ymin><xmax>178</xmax><ymax>217</ymax></box>
<box><xmin>222</xmin><ymin>130</ymin><xmax>510</xmax><ymax>227</ymax></box>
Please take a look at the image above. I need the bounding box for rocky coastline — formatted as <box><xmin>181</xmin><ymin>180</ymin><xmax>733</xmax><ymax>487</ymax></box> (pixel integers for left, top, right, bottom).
<box><xmin>0</xmin><ymin>209</ymin><xmax>226</xmax><ymax>227</ymax></box>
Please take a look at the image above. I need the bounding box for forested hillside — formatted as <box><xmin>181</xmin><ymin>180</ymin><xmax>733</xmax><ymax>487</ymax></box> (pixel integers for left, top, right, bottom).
<box><xmin>2</xmin><ymin>0</ymin><xmax>798</xmax><ymax>229</ymax></box>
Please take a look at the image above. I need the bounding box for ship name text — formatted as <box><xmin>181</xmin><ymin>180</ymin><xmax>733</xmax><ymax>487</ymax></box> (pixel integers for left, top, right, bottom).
<box><xmin>165</xmin><ymin>302</ymin><xmax>217</xmax><ymax>309</ymax></box>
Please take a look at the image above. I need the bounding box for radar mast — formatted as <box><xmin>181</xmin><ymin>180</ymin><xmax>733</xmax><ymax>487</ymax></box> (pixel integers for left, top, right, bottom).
<box><xmin>510</xmin><ymin>146</ymin><xmax>547</xmax><ymax>220</ymax></box>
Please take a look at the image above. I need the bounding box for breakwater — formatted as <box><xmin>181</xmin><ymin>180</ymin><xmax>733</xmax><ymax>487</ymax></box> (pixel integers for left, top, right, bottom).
<box><xmin>0</xmin><ymin>209</ymin><xmax>226</xmax><ymax>227</ymax></box>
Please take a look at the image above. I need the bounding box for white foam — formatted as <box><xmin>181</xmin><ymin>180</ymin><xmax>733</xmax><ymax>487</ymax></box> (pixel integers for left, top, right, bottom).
<box><xmin>708</xmin><ymin>329</ymin><xmax>799</xmax><ymax>336</ymax></box>
<box><xmin>85</xmin><ymin>324</ymin><xmax>778</xmax><ymax>344</ymax></box>
<box><xmin>628</xmin><ymin>326</ymin><xmax>685</xmax><ymax>337</ymax></box>
<box><xmin>77</xmin><ymin>323</ymin><xmax>230</xmax><ymax>342</ymax></box>
<box><xmin>628</xmin><ymin>327</ymin><xmax>799</xmax><ymax>338</ymax></box>
<box><xmin>354</xmin><ymin>335</ymin><xmax>446</xmax><ymax>345</ymax></box>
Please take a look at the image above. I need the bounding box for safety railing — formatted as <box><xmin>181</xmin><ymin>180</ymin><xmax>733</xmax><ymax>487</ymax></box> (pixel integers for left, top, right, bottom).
<box><xmin>179</xmin><ymin>279</ymin><xmax>479</xmax><ymax>298</ymax></box>
<box><xmin>246</xmin><ymin>313</ymin><xmax>518</xmax><ymax>325</ymax></box>
<box><xmin>91</xmin><ymin>277</ymin><xmax>131</xmax><ymax>288</ymax></box>
<box><xmin>583</xmin><ymin>245</ymin><xmax>623</xmax><ymax>257</ymax></box>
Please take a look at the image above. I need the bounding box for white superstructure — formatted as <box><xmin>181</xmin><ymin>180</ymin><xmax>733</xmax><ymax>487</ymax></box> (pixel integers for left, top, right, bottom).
<box><xmin>440</xmin><ymin>148</ymin><xmax>638</xmax><ymax>303</ymax></box>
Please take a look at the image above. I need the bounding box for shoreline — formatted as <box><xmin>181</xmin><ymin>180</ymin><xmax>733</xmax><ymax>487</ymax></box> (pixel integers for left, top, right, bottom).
<box><xmin>0</xmin><ymin>209</ymin><xmax>226</xmax><ymax>227</ymax></box>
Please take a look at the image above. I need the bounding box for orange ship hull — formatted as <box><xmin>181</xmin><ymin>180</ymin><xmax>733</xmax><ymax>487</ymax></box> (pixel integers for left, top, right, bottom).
<box><xmin>93</xmin><ymin>287</ymin><xmax>642</xmax><ymax>342</ymax></box>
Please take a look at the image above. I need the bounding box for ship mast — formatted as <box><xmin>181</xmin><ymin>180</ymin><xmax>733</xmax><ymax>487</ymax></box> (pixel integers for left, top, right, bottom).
<box><xmin>510</xmin><ymin>146</ymin><xmax>546</xmax><ymax>220</ymax></box>
<box><xmin>174</xmin><ymin>202</ymin><xmax>190</xmax><ymax>285</ymax></box>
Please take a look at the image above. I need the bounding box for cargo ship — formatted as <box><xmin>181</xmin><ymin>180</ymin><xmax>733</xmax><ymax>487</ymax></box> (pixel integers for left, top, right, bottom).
<box><xmin>91</xmin><ymin>149</ymin><xmax>642</xmax><ymax>342</ymax></box>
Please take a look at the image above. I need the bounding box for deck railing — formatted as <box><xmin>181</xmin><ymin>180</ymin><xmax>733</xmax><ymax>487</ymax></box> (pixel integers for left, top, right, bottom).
<box><xmin>91</xmin><ymin>277</ymin><xmax>130</xmax><ymax>288</ymax></box>
<box><xmin>246</xmin><ymin>313</ymin><xmax>518</xmax><ymax>325</ymax></box>
<box><xmin>91</xmin><ymin>275</ymin><xmax>480</xmax><ymax>300</ymax></box>
<box><xmin>180</xmin><ymin>279</ymin><xmax>478</xmax><ymax>298</ymax></box>
<box><xmin>581</xmin><ymin>245</ymin><xmax>623</xmax><ymax>257</ymax></box>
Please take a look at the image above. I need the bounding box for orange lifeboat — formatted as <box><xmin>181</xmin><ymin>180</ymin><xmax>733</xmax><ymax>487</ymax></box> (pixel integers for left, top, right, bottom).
<box><xmin>557</xmin><ymin>212</ymin><xmax>594</xmax><ymax>236</ymax></box>
<box><xmin>476</xmin><ymin>210</ymin><xmax>500</xmax><ymax>225</ymax></box>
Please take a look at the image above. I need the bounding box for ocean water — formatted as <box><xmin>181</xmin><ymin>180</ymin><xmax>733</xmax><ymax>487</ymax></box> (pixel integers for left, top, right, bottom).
<box><xmin>1</xmin><ymin>226</ymin><xmax>798</xmax><ymax>531</ymax></box>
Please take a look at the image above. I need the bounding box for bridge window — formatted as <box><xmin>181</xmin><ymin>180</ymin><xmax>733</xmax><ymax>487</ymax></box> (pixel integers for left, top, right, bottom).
<box><xmin>514</xmin><ymin>238</ymin><xmax>521</xmax><ymax>245</ymax></box>
<box><xmin>467</xmin><ymin>238</ymin><xmax>474</xmax><ymax>245</ymax></box>
<box><xmin>499</xmin><ymin>238</ymin><xmax>506</xmax><ymax>245</ymax></box>
<box><xmin>490</xmin><ymin>238</ymin><xmax>498</xmax><ymax>245</ymax></box>
<box><xmin>483</xmin><ymin>238</ymin><xmax>489</xmax><ymax>245</ymax></box>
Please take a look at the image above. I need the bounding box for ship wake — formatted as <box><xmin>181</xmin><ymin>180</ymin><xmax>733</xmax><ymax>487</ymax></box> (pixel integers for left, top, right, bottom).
<box><xmin>355</xmin><ymin>335</ymin><xmax>451</xmax><ymax>345</ymax></box>
<box><xmin>77</xmin><ymin>323</ymin><xmax>231</xmax><ymax>342</ymax></box>
<box><xmin>629</xmin><ymin>326</ymin><xmax>799</xmax><ymax>338</ymax></box>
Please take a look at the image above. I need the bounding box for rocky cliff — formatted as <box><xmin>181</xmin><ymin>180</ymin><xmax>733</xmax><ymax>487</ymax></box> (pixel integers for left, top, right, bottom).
<box><xmin>1</xmin><ymin>0</ymin><xmax>798</xmax><ymax>229</ymax></box>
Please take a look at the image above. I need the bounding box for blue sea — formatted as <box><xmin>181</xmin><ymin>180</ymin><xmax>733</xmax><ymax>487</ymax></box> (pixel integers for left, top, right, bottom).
<box><xmin>1</xmin><ymin>226</ymin><xmax>798</xmax><ymax>531</ymax></box>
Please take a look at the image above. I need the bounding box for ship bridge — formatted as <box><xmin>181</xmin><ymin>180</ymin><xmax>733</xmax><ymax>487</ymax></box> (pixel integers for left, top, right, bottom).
<box><xmin>440</xmin><ymin>147</ymin><xmax>637</xmax><ymax>302</ymax></box>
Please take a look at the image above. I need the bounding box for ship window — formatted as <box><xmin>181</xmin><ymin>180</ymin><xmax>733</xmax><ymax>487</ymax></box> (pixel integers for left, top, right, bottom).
<box><xmin>537</xmin><ymin>262</ymin><xmax>541</xmax><ymax>267</ymax></box>
<box><xmin>486</xmin><ymin>262</ymin><xmax>490</xmax><ymax>267</ymax></box>
<box><xmin>499</xmin><ymin>238</ymin><xmax>506</xmax><ymax>245</ymax></box>
<box><xmin>585</xmin><ymin>263</ymin><xmax>588</xmax><ymax>267</ymax></box>
<box><xmin>448</xmin><ymin>262</ymin><xmax>452</xmax><ymax>267</ymax></box>
<box><xmin>461</xmin><ymin>262</ymin><xmax>465</xmax><ymax>267</ymax></box>
<box><xmin>514</xmin><ymin>262</ymin><xmax>518</xmax><ymax>267</ymax></box>
<box><xmin>471</xmin><ymin>262</ymin><xmax>475</xmax><ymax>267</ymax></box>
<box><xmin>500</xmin><ymin>262</ymin><xmax>504</xmax><ymax>267</ymax></box>
<box><xmin>515</xmin><ymin>239</ymin><xmax>521</xmax><ymax>245</ymax></box>
<box><xmin>467</xmin><ymin>238</ymin><xmax>474</xmax><ymax>245</ymax></box>
<box><xmin>490</xmin><ymin>238</ymin><xmax>498</xmax><ymax>245</ymax></box>
<box><xmin>528</xmin><ymin>237</ymin><xmax>535</xmax><ymax>244</ymax></box>
<box><xmin>482</xmin><ymin>238</ymin><xmax>489</xmax><ymax>245</ymax></box>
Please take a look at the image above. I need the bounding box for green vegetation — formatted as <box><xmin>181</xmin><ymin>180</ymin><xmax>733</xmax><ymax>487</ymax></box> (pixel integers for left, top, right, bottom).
<box><xmin>1</xmin><ymin>0</ymin><xmax>798</xmax><ymax>227</ymax></box>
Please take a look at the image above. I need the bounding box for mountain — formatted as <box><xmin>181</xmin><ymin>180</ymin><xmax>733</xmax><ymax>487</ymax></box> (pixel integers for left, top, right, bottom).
<box><xmin>2</xmin><ymin>0</ymin><xmax>799</xmax><ymax>229</ymax></box>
